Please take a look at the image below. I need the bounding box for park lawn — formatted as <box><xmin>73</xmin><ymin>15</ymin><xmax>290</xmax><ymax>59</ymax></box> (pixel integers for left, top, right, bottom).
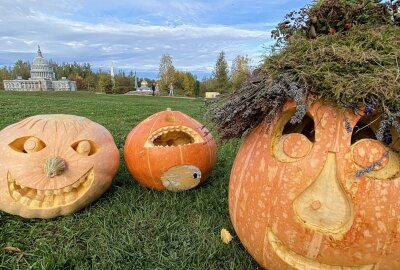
<box><xmin>0</xmin><ymin>91</ymin><xmax>261</xmax><ymax>270</ymax></box>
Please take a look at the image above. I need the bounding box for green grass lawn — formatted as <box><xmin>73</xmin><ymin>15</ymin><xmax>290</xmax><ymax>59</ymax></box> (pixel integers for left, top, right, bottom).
<box><xmin>0</xmin><ymin>91</ymin><xmax>261</xmax><ymax>270</ymax></box>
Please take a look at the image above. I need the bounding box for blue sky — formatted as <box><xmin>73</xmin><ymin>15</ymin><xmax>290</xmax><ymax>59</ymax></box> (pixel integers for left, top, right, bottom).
<box><xmin>0</xmin><ymin>0</ymin><xmax>309</xmax><ymax>79</ymax></box>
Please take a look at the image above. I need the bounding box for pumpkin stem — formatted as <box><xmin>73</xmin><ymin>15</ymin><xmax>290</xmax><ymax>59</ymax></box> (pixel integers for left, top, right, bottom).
<box><xmin>44</xmin><ymin>157</ymin><xmax>66</xmax><ymax>178</ymax></box>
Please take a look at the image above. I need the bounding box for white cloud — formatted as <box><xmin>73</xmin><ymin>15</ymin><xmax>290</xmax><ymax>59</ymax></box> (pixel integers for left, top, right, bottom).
<box><xmin>0</xmin><ymin>0</ymin><xmax>294</xmax><ymax>76</ymax></box>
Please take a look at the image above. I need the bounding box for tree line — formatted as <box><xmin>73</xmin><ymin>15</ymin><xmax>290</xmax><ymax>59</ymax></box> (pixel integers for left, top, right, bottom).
<box><xmin>0</xmin><ymin>51</ymin><xmax>252</xmax><ymax>96</ymax></box>
<box><xmin>159</xmin><ymin>52</ymin><xmax>253</xmax><ymax>95</ymax></box>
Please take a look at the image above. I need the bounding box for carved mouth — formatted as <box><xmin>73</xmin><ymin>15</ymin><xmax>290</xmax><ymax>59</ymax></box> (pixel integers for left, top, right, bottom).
<box><xmin>7</xmin><ymin>168</ymin><xmax>94</xmax><ymax>208</ymax></box>
<box><xmin>267</xmin><ymin>228</ymin><xmax>375</xmax><ymax>270</ymax></box>
<box><xmin>144</xmin><ymin>125</ymin><xmax>204</xmax><ymax>148</ymax></box>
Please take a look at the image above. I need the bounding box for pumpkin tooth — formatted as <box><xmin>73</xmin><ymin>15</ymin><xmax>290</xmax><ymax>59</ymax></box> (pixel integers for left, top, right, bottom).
<box><xmin>82</xmin><ymin>179</ymin><xmax>90</xmax><ymax>187</ymax></box>
<box><xmin>42</xmin><ymin>201</ymin><xmax>52</xmax><ymax>208</ymax></box>
<box><xmin>63</xmin><ymin>186</ymin><xmax>73</xmax><ymax>193</ymax></box>
<box><xmin>54</xmin><ymin>189</ymin><xmax>63</xmax><ymax>195</ymax></box>
<box><xmin>72</xmin><ymin>181</ymin><xmax>81</xmax><ymax>188</ymax></box>
<box><xmin>42</xmin><ymin>196</ymin><xmax>53</xmax><ymax>207</ymax></box>
<box><xmin>35</xmin><ymin>194</ymin><xmax>45</xmax><ymax>201</ymax></box>
<box><xmin>64</xmin><ymin>190</ymin><xmax>78</xmax><ymax>203</ymax></box>
<box><xmin>31</xmin><ymin>200</ymin><xmax>42</xmax><ymax>208</ymax></box>
<box><xmin>12</xmin><ymin>191</ymin><xmax>22</xmax><ymax>200</ymax></box>
<box><xmin>81</xmin><ymin>175</ymin><xmax>89</xmax><ymax>184</ymax></box>
<box><xmin>44</xmin><ymin>190</ymin><xmax>53</xmax><ymax>196</ymax></box>
<box><xmin>37</xmin><ymin>190</ymin><xmax>45</xmax><ymax>196</ymax></box>
<box><xmin>26</xmin><ymin>189</ymin><xmax>37</xmax><ymax>198</ymax></box>
<box><xmin>20</xmin><ymin>196</ymin><xmax>31</xmax><ymax>205</ymax></box>
<box><xmin>53</xmin><ymin>196</ymin><xmax>64</xmax><ymax>206</ymax></box>
<box><xmin>9</xmin><ymin>183</ymin><xmax>15</xmax><ymax>192</ymax></box>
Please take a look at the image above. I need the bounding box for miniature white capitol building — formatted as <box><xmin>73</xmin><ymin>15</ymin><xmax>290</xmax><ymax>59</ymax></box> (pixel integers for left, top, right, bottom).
<box><xmin>3</xmin><ymin>46</ymin><xmax>76</xmax><ymax>91</ymax></box>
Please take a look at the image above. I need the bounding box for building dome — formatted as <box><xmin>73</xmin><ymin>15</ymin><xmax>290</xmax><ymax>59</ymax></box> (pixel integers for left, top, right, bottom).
<box><xmin>140</xmin><ymin>80</ymin><xmax>148</xmax><ymax>86</ymax></box>
<box><xmin>32</xmin><ymin>55</ymin><xmax>49</xmax><ymax>66</ymax></box>
<box><xmin>30</xmin><ymin>45</ymin><xmax>55</xmax><ymax>80</ymax></box>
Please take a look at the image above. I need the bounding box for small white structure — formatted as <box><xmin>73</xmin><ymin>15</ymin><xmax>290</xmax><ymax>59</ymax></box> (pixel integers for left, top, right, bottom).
<box><xmin>137</xmin><ymin>80</ymin><xmax>151</xmax><ymax>92</ymax></box>
<box><xmin>205</xmin><ymin>92</ymin><xmax>220</xmax><ymax>99</ymax></box>
<box><xmin>3</xmin><ymin>45</ymin><xmax>76</xmax><ymax>91</ymax></box>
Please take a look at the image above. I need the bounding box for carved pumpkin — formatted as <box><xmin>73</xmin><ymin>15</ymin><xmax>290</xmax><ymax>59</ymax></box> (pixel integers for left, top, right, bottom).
<box><xmin>229</xmin><ymin>101</ymin><xmax>400</xmax><ymax>269</ymax></box>
<box><xmin>124</xmin><ymin>108</ymin><xmax>217</xmax><ymax>191</ymax></box>
<box><xmin>0</xmin><ymin>114</ymin><xmax>120</xmax><ymax>219</ymax></box>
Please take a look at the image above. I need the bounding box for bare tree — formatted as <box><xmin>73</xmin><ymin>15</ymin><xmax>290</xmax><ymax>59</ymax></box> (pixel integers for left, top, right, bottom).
<box><xmin>158</xmin><ymin>54</ymin><xmax>175</xmax><ymax>93</ymax></box>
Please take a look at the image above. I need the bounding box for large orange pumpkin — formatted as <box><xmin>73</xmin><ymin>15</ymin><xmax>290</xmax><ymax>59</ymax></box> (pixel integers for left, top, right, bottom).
<box><xmin>229</xmin><ymin>101</ymin><xmax>400</xmax><ymax>269</ymax></box>
<box><xmin>0</xmin><ymin>114</ymin><xmax>120</xmax><ymax>219</ymax></box>
<box><xmin>124</xmin><ymin>108</ymin><xmax>217</xmax><ymax>191</ymax></box>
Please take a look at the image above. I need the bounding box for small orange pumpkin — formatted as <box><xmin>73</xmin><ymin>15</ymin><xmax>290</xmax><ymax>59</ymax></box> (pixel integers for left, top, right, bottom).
<box><xmin>0</xmin><ymin>114</ymin><xmax>120</xmax><ymax>219</ymax></box>
<box><xmin>229</xmin><ymin>101</ymin><xmax>400</xmax><ymax>269</ymax></box>
<box><xmin>124</xmin><ymin>108</ymin><xmax>217</xmax><ymax>191</ymax></box>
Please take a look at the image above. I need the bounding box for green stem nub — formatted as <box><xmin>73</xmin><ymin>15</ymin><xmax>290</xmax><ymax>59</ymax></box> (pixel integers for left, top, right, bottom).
<box><xmin>44</xmin><ymin>157</ymin><xmax>66</xmax><ymax>178</ymax></box>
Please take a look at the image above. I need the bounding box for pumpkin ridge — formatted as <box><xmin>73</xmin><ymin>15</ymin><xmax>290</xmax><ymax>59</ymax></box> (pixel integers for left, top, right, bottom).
<box><xmin>231</xmin><ymin>125</ymin><xmax>266</xmax><ymax>226</ymax></box>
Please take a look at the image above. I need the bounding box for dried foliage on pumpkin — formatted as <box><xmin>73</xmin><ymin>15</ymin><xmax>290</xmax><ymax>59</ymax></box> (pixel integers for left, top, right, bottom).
<box><xmin>208</xmin><ymin>0</ymin><xmax>400</xmax><ymax>142</ymax></box>
<box><xmin>208</xmin><ymin>72</ymin><xmax>307</xmax><ymax>140</ymax></box>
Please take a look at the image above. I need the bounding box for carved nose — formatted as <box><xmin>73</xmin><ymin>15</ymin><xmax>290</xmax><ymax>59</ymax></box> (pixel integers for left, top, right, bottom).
<box><xmin>293</xmin><ymin>153</ymin><xmax>354</xmax><ymax>240</ymax></box>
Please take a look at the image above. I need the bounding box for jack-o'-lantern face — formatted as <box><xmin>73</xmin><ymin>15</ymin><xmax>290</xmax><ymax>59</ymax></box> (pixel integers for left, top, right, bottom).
<box><xmin>124</xmin><ymin>108</ymin><xmax>217</xmax><ymax>191</ymax></box>
<box><xmin>0</xmin><ymin>114</ymin><xmax>120</xmax><ymax>219</ymax></box>
<box><xmin>229</xmin><ymin>101</ymin><xmax>400</xmax><ymax>269</ymax></box>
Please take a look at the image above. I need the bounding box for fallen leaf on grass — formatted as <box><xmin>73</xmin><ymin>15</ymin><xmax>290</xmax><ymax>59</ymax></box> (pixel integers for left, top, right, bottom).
<box><xmin>221</xmin><ymin>228</ymin><xmax>233</xmax><ymax>244</ymax></box>
<box><xmin>1</xmin><ymin>246</ymin><xmax>22</xmax><ymax>253</ymax></box>
<box><xmin>1</xmin><ymin>246</ymin><xmax>25</xmax><ymax>262</ymax></box>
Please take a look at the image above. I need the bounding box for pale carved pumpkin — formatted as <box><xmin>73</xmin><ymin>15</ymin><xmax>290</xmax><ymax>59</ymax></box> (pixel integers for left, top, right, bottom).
<box><xmin>0</xmin><ymin>114</ymin><xmax>120</xmax><ymax>219</ymax></box>
<box><xmin>124</xmin><ymin>108</ymin><xmax>217</xmax><ymax>191</ymax></box>
<box><xmin>229</xmin><ymin>101</ymin><xmax>400</xmax><ymax>269</ymax></box>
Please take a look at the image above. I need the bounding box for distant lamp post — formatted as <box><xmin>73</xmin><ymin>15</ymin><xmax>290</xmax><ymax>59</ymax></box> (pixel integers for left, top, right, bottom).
<box><xmin>110</xmin><ymin>62</ymin><xmax>115</xmax><ymax>88</ymax></box>
<box><xmin>134</xmin><ymin>71</ymin><xmax>138</xmax><ymax>90</ymax></box>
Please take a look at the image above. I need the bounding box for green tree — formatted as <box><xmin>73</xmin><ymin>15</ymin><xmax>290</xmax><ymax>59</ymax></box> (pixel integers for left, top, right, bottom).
<box><xmin>213</xmin><ymin>51</ymin><xmax>229</xmax><ymax>93</ymax></box>
<box><xmin>193</xmin><ymin>80</ymin><xmax>200</xmax><ymax>97</ymax></box>
<box><xmin>12</xmin><ymin>60</ymin><xmax>30</xmax><ymax>79</ymax></box>
<box><xmin>98</xmin><ymin>74</ymin><xmax>113</xmax><ymax>94</ymax></box>
<box><xmin>182</xmin><ymin>72</ymin><xmax>196</xmax><ymax>96</ymax></box>
<box><xmin>231</xmin><ymin>55</ymin><xmax>251</xmax><ymax>91</ymax></box>
<box><xmin>68</xmin><ymin>74</ymin><xmax>85</xmax><ymax>90</ymax></box>
<box><xmin>158</xmin><ymin>54</ymin><xmax>175</xmax><ymax>93</ymax></box>
<box><xmin>0</xmin><ymin>67</ymin><xmax>12</xmax><ymax>90</ymax></box>
<box><xmin>113</xmin><ymin>71</ymin><xmax>133</xmax><ymax>93</ymax></box>
<box><xmin>199</xmin><ymin>76</ymin><xmax>217</xmax><ymax>96</ymax></box>
<box><xmin>85</xmin><ymin>74</ymin><xmax>98</xmax><ymax>92</ymax></box>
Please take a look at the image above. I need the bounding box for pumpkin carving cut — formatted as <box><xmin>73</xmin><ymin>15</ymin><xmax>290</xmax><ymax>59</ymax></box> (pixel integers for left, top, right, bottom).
<box><xmin>229</xmin><ymin>101</ymin><xmax>400</xmax><ymax>269</ymax></box>
<box><xmin>0</xmin><ymin>114</ymin><xmax>120</xmax><ymax>219</ymax></box>
<box><xmin>124</xmin><ymin>108</ymin><xmax>217</xmax><ymax>191</ymax></box>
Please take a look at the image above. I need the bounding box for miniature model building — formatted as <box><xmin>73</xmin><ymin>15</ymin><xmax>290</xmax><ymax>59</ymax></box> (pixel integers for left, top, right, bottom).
<box><xmin>3</xmin><ymin>46</ymin><xmax>76</xmax><ymax>91</ymax></box>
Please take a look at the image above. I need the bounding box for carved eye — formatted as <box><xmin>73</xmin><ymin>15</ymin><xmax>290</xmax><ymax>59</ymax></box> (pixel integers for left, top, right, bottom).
<box><xmin>351</xmin><ymin>115</ymin><xmax>399</xmax><ymax>179</ymax></box>
<box><xmin>71</xmin><ymin>140</ymin><xmax>99</xmax><ymax>156</ymax></box>
<box><xmin>9</xmin><ymin>136</ymin><xmax>46</xmax><ymax>153</ymax></box>
<box><xmin>272</xmin><ymin>111</ymin><xmax>315</xmax><ymax>162</ymax></box>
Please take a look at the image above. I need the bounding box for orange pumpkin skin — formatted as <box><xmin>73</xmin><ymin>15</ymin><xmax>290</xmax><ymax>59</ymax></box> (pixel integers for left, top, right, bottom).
<box><xmin>0</xmin><ymin>114</ymin><xmax>120</xmax><ymax>219</ymax></box>
<box><xmin>229</xmin><ymin>101</ymin><xmax>400</xmax><ymax>269</ymax></box>
<box><xmin>124</xmin><ymin>109</ymin><xmax>217</xmax><ymax>191</ymax></box>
